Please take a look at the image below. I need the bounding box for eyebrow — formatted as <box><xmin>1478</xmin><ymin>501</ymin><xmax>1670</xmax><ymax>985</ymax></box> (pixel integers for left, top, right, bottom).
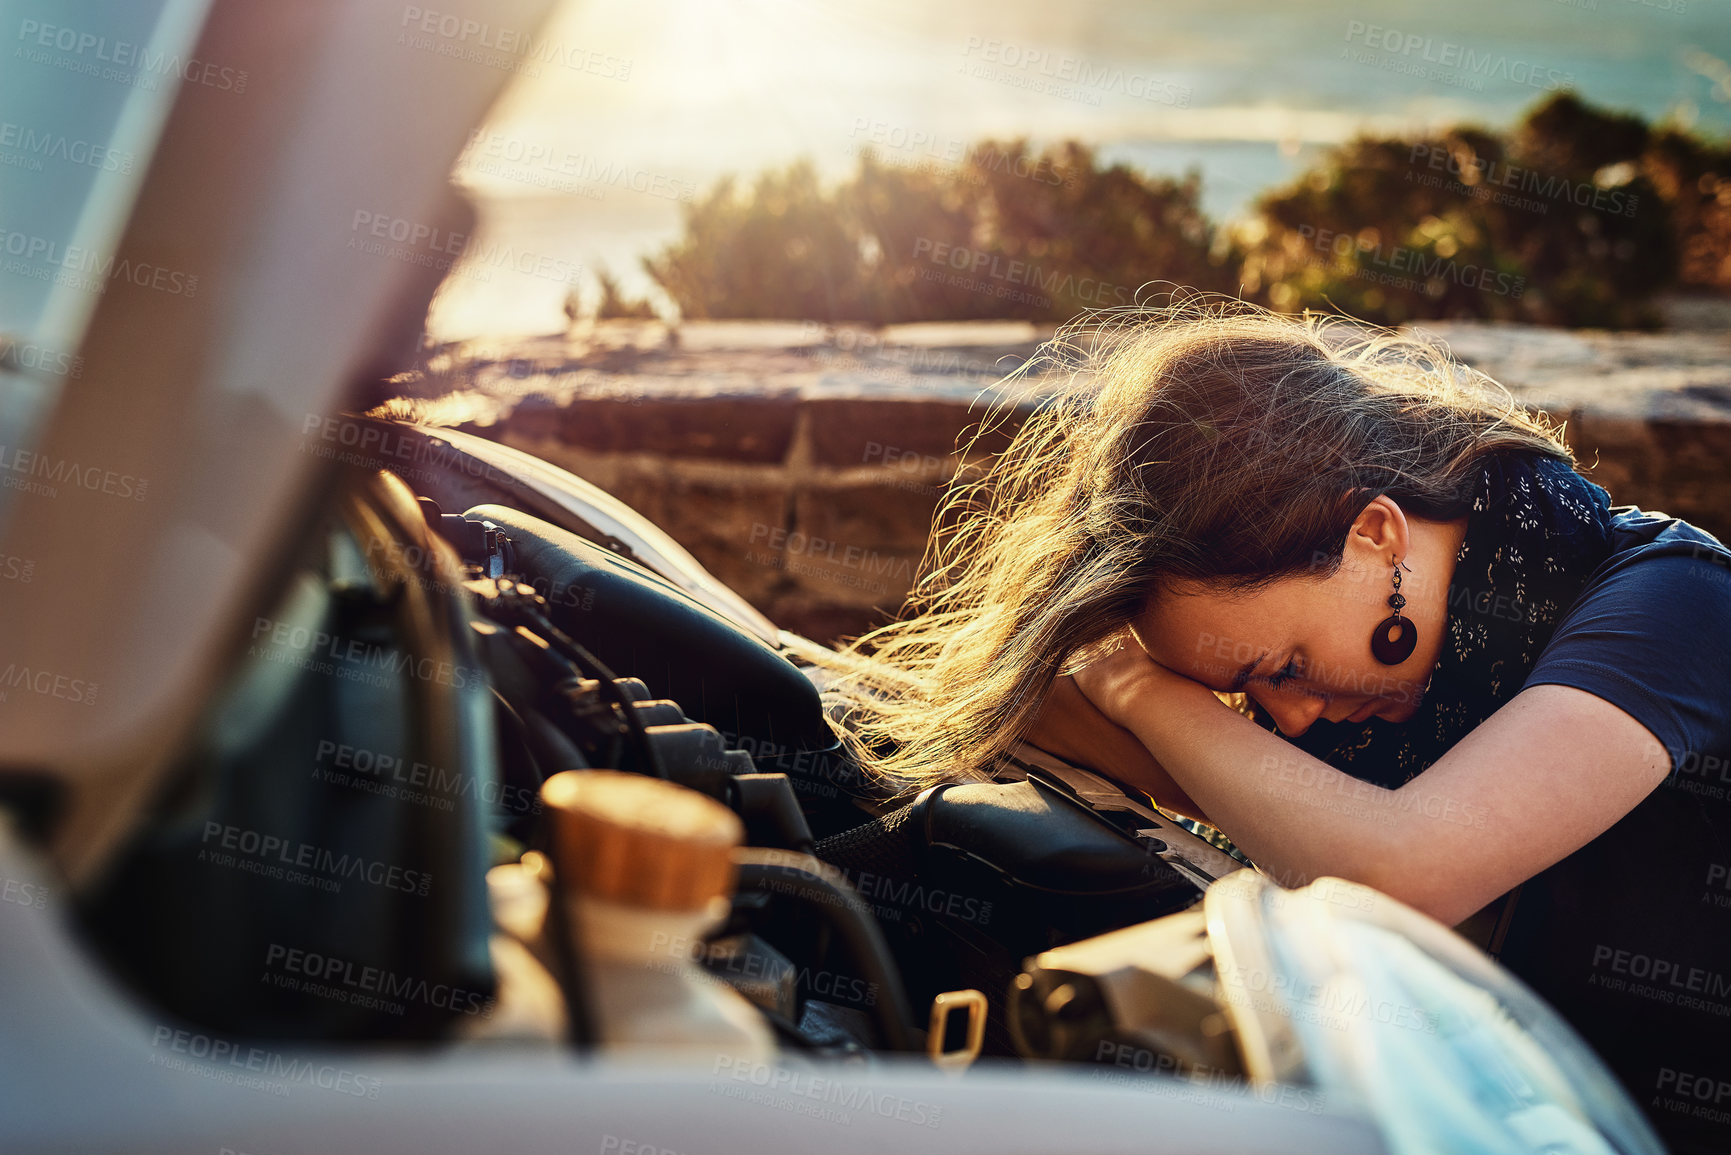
<box><xmin>1227</xmin><ymin>652</ymin><xmax>1266</xmax><ymax>693</ymax></box>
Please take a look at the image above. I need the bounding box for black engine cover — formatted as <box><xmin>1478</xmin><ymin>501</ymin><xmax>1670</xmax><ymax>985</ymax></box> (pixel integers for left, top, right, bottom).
<box><xmin>462</xmin><ymin>504</ymin><xmax>833</xmax><ymax>755</ymax></box>
<box><xmin>815</xmin><ymin>777</ymin><xmax>1204</xmax><ymax>1054</ymax></box>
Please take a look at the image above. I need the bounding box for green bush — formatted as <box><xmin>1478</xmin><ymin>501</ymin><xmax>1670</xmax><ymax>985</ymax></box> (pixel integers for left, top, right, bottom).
<box><xmin>1240</xmin><ymin>95</ymin><xmax>1681</xmax><ymax>327</ymax></box>
<box><xmin>644</xmin><ymin>95</ymin><xmax>1730</xmax><ymax>328</ymax></box>
<box><xmin>646</xmin><ymin>161</ymin><xmax>874</xmax><ymax>321</ymax></box>
<box><xmin>1642</xmin><ymin>125</ymin><xmax>1731</xmax><ymax>292</ymax></box>
<box><xmin>594</xmin><ymin>269</ymin><xmax>657</xmax><ymax>320</ymax></box>
<box><xmin>645</xmin><ymin>141</ymin><xmax>1234</xmax><ymax>323</ymax></box>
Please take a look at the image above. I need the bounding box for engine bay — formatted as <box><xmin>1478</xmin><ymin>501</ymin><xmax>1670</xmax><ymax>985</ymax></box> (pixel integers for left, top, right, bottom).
<box><xmin>71</xmin><ymin>425</ymin><xmax>1255</xmax><ymax>1080</ymax></box>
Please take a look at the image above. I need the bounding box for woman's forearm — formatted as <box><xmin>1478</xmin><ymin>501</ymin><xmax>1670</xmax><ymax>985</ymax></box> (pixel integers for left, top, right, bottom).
<box><xmin>1111</xmin><ymin>682</ymin><xmax>1465</xmax><ymax>900</ymax></box>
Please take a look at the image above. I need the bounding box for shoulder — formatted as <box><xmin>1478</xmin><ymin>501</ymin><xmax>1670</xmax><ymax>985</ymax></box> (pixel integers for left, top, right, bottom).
<box><xmin>1577</xmin><ymin>511</ymin><xmax>1731</xmax><ymax>622</ymax></box>
<box><xmin>1604</xmin><ymin>506</ymin><xmax>1731</xmax><ymax>561</ymax></box>
<box><xmin>1525</xmin><ymin>520</ymin><xmax>1731</xmax><ymax>770</ymax></box>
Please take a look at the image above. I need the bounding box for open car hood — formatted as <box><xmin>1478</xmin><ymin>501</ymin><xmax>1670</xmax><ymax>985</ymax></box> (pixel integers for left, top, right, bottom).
<box><xmin>0</xmin><ymin>0</ymin><xmax>564</xmax><ymax>883</ymax></box>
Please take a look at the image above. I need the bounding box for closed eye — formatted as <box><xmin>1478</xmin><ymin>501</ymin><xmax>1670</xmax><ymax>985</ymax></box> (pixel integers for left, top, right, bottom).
<box><xmin>1266</xmin><ymin>658</ymin><xmax>1301</xmax><ymax>688</ymax></box>
<box><xmin>1262</xmin><ymin>656</ymin><xmax>1330</xmax><ymax>702</ymax></box>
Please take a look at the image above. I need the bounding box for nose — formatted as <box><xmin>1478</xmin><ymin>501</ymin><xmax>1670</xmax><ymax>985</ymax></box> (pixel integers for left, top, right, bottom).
<box><xmin>1254</xmin><ymin>688</ymin><xmax>1329</xmax><ymax>738</ymax></box>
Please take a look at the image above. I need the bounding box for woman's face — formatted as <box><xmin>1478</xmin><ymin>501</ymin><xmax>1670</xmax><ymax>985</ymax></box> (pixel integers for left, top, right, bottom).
<box><xmin>1132</xmin><ymin>501</ymin><xmax>1463</xmax><ymax>738</ymax></box>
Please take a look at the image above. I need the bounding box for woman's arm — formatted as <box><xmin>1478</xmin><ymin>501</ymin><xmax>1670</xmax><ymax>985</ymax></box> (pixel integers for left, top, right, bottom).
<box><xmin>1072</xmin><ymin>644</ymin><xmax>1672</xmax><ymax>926</ymax></box>
<box><xmin>1025</xmin><ymin>674</ymin><xmax>1211</xmax><ymax>823</ymax></box>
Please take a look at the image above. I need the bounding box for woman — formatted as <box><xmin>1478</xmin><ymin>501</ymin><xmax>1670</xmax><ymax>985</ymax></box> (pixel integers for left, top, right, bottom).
<box><xmin>823</xmin><ymin>303</ymin><xmax>1731</xmax><ymax>1152</ymax></box>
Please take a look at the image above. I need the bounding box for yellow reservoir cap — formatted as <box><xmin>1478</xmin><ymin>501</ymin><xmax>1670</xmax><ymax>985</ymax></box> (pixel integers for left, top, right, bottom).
<box><xmin>541</xmin><ymin>770</ymin><xmax>743</xmax><ymax>911</ymax></box>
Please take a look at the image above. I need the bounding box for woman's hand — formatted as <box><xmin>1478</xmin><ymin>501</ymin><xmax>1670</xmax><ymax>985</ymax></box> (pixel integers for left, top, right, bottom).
<box><xmin>1025</xmin><ymin>668</ymin><xmax>1209</xmax><ymax>822</ymax></box>
<box><xmin>1069</xmin><ymin>632</ymin><xmax>1214</xmax><ymax>727</ymax></box>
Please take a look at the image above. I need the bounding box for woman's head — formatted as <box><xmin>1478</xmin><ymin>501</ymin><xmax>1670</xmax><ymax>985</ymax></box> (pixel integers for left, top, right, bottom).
<box><xmin>1131</xmin><ymin>491</ymin><xmax>1464</xmax><ymax>740</ymax></box>
<box><xmin>821</xmin><ymin>300</ymin><xmax>1573</xmax><ymax>790</ymax></box>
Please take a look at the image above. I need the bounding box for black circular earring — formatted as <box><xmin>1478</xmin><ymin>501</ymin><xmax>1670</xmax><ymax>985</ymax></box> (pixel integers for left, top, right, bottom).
<box><xmin>1370</xmin><ymin>559</ymin><xmax>1417</xmax><ymax>665</ymax></box>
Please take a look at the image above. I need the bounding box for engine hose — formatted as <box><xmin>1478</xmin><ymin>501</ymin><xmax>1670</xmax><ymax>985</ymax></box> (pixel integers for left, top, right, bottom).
<box><xmin>523</xmin><ymin>606</ymin><xmax>666</xmax><ymax>782</ymax></box>
<box><xmin>482</xmin><ymin>580</ymin><xmax>666</xmax><ymax>781</ymax></box>
<box><xmin>731</xmin><ymin>849</ymin><xmax>918</xmax><ymax>1054</ymax></box>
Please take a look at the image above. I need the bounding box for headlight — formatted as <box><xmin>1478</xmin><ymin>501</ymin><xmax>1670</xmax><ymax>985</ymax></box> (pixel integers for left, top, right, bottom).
<box><xmin>1208</xmin><ymin>870</ymin><xmax>1665</xmax><ymax>1155</ymax></box>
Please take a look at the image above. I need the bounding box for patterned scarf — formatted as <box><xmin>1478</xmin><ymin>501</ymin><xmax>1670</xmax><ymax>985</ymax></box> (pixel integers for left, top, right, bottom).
<box><xmin>1266</xmin><ymin>449</ymin><xmax>1620</xmax><ymax>789</ymax></box>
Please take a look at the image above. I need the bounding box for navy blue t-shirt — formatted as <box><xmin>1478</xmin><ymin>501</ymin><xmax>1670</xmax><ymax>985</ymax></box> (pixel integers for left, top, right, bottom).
<box><xmin>1489</xmin><ymin>507</ymin><xmax>1731</xmax><ymax>1155</ymax></box>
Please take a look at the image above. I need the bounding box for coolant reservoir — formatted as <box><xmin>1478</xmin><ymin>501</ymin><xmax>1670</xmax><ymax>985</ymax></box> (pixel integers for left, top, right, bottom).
<box><xmin>542</xmin><ymin>770</ymin><xmax>775</xmax><ymax>1063</ymax></box>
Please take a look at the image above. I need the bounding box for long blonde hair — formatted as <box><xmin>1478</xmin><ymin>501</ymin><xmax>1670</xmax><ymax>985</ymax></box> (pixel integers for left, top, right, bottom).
<box><xmin>816</xmin><ymin>300</ymin><xmax>1573</xmax><ymax>793</ymax></box>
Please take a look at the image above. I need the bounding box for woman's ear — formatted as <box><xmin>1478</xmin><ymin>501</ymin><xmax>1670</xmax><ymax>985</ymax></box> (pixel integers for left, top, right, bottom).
<box><xmin>1347</xmin><ymin>495</ymin><xmax>1410</xmax><ymax>564</ymax></box>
